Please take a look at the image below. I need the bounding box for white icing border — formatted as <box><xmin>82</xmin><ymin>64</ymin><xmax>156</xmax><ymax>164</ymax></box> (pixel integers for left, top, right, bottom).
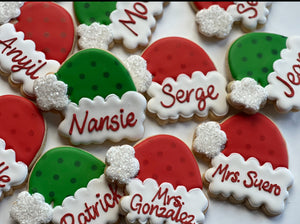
<box><xmin>58</xmin><ymin>91</ymin><xmax>147</xmax><ymax>145</ymax></box>
<box><xmin>205</xmin><ymin>153</ymin><xmax>293</xmax><ymax>215</ymax></box>
<box><xmin>109</xmin><ymin>2</ymin><xmax>164</xmax><ymax>49</ymax></box>
<box><xmin>147</xmin><ymin>71</ymin><xmax>228</xmax><ymax>121</ymax></box>
<box><xmin>121</xmin><ymin>178</ymin><xmax>208</xmax><ymax>224</ymax></box>
<box><xmin>0</xmin><ymin>138</ymin><xmax>28</xmax><ymax>198</ymax></box>
<box><xmin>266</xmin><ymin>36</ymin><xmax>300</xmax><ymax>112</ymax></box>
<box><xmin>52</xmin><ymin>175</ymin><xmax>123</xmax><ymax>224</ymax></box>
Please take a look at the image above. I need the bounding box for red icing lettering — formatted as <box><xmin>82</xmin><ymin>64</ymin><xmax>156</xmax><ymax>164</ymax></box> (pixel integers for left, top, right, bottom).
<box><xmin>130</xmin><ymin>187</ymin><xmax>195</xmax><ymax>224</ymax></box>
<box><xmin>236</xmin><ymin>1</ymin><xmax>258</xmax><ymax>19</ymax></box>
<box><xmin>275</xmin><ymin>52</ymin><xmax>300</xmax><ymax>98</ymax></box>
<box><xmin>161</xmin><ymin>84</ymin><xmax>219</xmax><ymax>111</ymax></box>
<box><xmin>212</xmin><ymin>163</ymin><xmax>240</xmax><ymax>183</ymax></box>
<box><xmin>243</xmin><ymin>171</ymin><xmax>281</xmax><ymax>196</ymax></box>
<box><xmin>69</xmin><ymin>109</ymin><xmax>137</xmax><ymax>135</ymax></box>
<box><xmin>60</xmin><ymin>185</ymin><xmax>123</xmax><ymax>224</ymax></box>
<box><xmin>119</xmin><ymin>2</ymin><xmax>148</xmax><ymax>36</ymax></box>
<box><xmin>0</xmin><ymin>162</ymin><xmax>10</xmax><ymax>188</ymax></box>
<box><xmin>0</xmin><ymin>37</ymin><xmax>47</xmax><ymax>79</ymax></box>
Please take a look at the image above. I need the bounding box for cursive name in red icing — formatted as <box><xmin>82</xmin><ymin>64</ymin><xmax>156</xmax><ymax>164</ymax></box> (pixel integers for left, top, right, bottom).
<box><xmin>60</xmin><ymin>185</ymin><xmax>123</xmax><ymax>224</ymax></box>
<box><xmin>69</xmin><ymin>109</ymin><xmax>137</xmax><ymax>135</ymax></box>
<box><xmin>119</xmin><ymin>2</ymin><xmax>148</xmax><ymax>36</ymax></box>
<box><xmin>0</xmin><ymin>161</ymin><xmax>10</xmax><ymax>188</ymax></box>
<box><xmin>161</xmin><ymin>83</ymin><xmax>219</xmax><ymax>111</ymax></box>
<box><xmin>0</xmin><ymin>37</ymin><xmax>47</xmax><ymax>79</ymax></box>
<box><xmin>212</xmin><ymin>163</ymin><xmax>281</xmax><ymax>196</ymax></box>
<box><xmin>236</xmin><ymin>1</ymin><xmax>258</xmax><ymax>19</ymax></box>
<box><xmin>130</xmin><ymin>187</ymin><xmax>196</xmax><ymax>224</ymax></box>
<box><xmin>275</xmin><ymin>52</ymin><xmax>300</xmax><ymax>98</ymax></box>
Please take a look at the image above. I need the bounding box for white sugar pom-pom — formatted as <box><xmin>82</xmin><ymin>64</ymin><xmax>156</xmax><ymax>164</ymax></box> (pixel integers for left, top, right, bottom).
<box><xmin>105</xmin><ymin>145</ymin><xmax>140</xmax><ymax>185</ymax></box>
<box><xmin>227</xmin><ymin>77</ymin><xmax>268</xmax><ymax>114</ymax></box>
<box><xmin>33</xmin><ymin>74</ymin><xmax>69</xmax><ymax>111</ymax></box>
<box><xmin>195</xmin><ymin>5</ymin><xmax>234</xmax><ymax>38</ymax></box>
<box><xmin>124</xmin><ymin>55</ymin><xmax>152</xmax><ymax>93</ymax></box>
<box><xmin>0</xmin><ymin>2</ymin><xmax>24</xmax><ymax>24</ymax></box>
<box><xmin>10</xmin><ymin>191</ymin><xmax>53</xmax><ymax>224</ymax></box>
<box><xmin>77</xmin><ymin>22</ymin><xmax>113</xmax><ymax>50</ymax></box>
<box><xmin>193</xmin><ymin>121</ymin><xmax>227</xmax><ymax>159</ymax></box>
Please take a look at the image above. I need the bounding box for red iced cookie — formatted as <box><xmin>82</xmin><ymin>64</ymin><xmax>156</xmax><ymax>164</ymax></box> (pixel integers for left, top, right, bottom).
<box><xmin>14</xmin><ymin>2</ymin><xmax>75</xmax><ymax>63</ymax></box>
<box><xmin>134</xmin><ymin>134</ymin><xmax>203</xmax><ymax>190</ymax></box>
<box><xmin>143</xmin><ymin>36</ymin><xmax>228</xmax><ymax>123</ymax></box>
<box><xmin>0</xmin><ymin>95</ymin><xmax>46</xmax><ymax>168</ymax></box>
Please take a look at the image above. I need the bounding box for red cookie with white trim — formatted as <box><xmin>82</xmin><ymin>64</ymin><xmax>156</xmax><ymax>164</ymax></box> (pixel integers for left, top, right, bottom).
<box><xmin>0</xmin><ymin>94</ymin><xmax>46</xmax><ymax>200</ymax></box>
<box><xmin>105</xmin><ymin>134</ymin><xmax>208</xmax><ymax>224</ymax></box>
<box><xmin>142</xmin><ymin>36</ymin><xmax>229</xmax><ymax>125</ymax></box>
<box><xmin>192</xmin><ymin>113</ymin><xmax>294</xmax><ymax>216</ymax></box>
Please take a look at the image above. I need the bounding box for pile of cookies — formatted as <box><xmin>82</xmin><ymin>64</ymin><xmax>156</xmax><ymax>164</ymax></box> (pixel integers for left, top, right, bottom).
<box><xmin>0</xmin><ymin>2</ymin><xmax>298</xmax><ymax>224</ymax></box>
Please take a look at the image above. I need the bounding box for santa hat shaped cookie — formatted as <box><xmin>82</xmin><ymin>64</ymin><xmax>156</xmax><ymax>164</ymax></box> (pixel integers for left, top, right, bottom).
<box><xmin>142</xmin><ymin>36</ymin><xmax>229</xmax><ymax>124</ymax></box>
<box><xmin>191</xmin><ymin>2</ymin><xmax>271</xmax><ymax>38</ymax></box>
<box><xmin>33</xmin><ymin>48</ymin><xmax>150</xmax><ymax>145</ymax></box>
<box><xmin>10</xmin><ymin>146</ymin><xmax>124</xmax><ymax>224</ymax></box>
<box><xmin>104</xmin><ymin>134</ymin><xmax>208</xmax><ymax>224</ymax></box>
<box><xmin>0</xmin><ymin>95</ymin><xmax>46</xmax><ymax>200</ymax></box>
<box><xmin>74</xmin><ymin>2</ymin><xmax>168</xmax><ymax>52</ymax></box>
<box><xmin>0</xmin><ymin>2</ymin><xmax>75</xmax><ymax>98</ymax></box>
<box><xmin>192</xmin><ymin>113</ymin><xmax>293</xmax><ymax>216</ymax></box>
<box><xmin>227</xmin><ymin>32</ymin><xmax>300</xmax><ymax>114</ymax></box>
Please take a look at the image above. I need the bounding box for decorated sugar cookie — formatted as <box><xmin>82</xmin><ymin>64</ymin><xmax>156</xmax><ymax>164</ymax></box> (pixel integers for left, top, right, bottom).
<box><xmin>192</xmin><ymin>2</ymin><xmax>271</xmax><ymax>38</ymax></box>
<box><xmin>192</xmin><ymin>113</ymin><xmax>293</xmax><ymax>216</ymax></box>
<box><xmin>33</xmin><ymin>48</ymin><xmax>149</xmax><ymax>145</ymax></box>
<box><xmin>227</xmin><ymin>32</ymin><xmax>300</xmax><ymax>113</ymax></box>
<box><xmin>10</xmin><ymin>146</ymin><xmax>124</xmax><ymax>224</ymax></box>
<box><xmin>74</xmin><ymin>2</ymin><xmax>167</xmax><ymax>51</ymax></box>
<box><xmin>142</xmin><ymin>36</ymin><xmax>228</xmax><ymax>124</ymax></box>
<box><xmin>0</xmin><ymin>95</ymin><xmax>46</xmax><ymax>200</ymax></box>
<box><xmin>105</xmin><ymin>135</ymin><xmax>208</xmax><ymax>224</ymax></box>
<box><xmin>14</xmin><ymin>2</ymin><xmax>75</xmax><ymax>64</ymax></box>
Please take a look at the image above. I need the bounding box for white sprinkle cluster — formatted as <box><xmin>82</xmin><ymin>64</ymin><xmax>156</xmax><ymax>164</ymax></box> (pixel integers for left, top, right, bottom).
<box><xmin>77</xmin><ymin>22</ymin><xmax>113</xmax><ymax>50</ymax></box>
<box><xmin>0</xmin><ymin>2</ymin><xmax>24</xmax><ymax>24</ymax></box>
<box><xmin>33</xmin><ymin>74</ymin><xmax>69</xmax><ymax>111</ymax></box>
<box><xmin>124</xmin><ymin>55</ymin><xmax>152</xmax><ymax>93</ymax></box>
<box><xmin>193</xmin><ymin>121</ymin><xmax>227</xmax><ymax>159</ymax></box>
<box><xmin>228</xmin><ymin>77</ymin><xmax>268</xmax><ymax>114</ymax></box>
<box><xmin>195</xmin><ymin>5</ymin><xmax>234</xmax><ymax>38</ymax></box>
<box><xmin>10</xmin><ymin>191</ymin><xmax>53</xmax><ymax>224</ymax></box>
<box><xmin>105</xmin><ymin>145</ymin><xmax>140</xmax><ymax>185</ymax></box>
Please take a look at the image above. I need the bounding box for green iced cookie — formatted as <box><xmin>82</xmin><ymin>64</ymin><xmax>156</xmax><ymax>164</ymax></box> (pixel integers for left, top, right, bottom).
<box><xmin>28</xmin><ymin>146</ymin><xmax>105</xmax><ymax>207</ymax></box>
<box><xmin>55</xmin><ymin>48</ymin><xmax>136</xmax><ymax>104</ymax></box>
<box><xmin>228</xmin><ymin>32</ymin><xmax>287</xmax><ymax>87</ymax></box>
<box><xmin>73</xmin><ymin>1</ymin><xmax>116</xmax><ymax>25</ymax></box>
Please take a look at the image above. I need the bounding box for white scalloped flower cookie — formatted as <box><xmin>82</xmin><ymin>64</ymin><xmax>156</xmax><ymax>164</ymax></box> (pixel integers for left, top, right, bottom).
<box><xmin>192</xmin><ymin>2</ymin><xmax>272</xmax><ymax>39</ymax></box>
<box><xmin>192</xmin><ymin>113</ymin><xmax>294</xmax><ymax>216</ymax></box>
<box><xmin>104</xmin><ymin>135</ymin><xmax>209</xmax><ymax>224</ymax></box>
